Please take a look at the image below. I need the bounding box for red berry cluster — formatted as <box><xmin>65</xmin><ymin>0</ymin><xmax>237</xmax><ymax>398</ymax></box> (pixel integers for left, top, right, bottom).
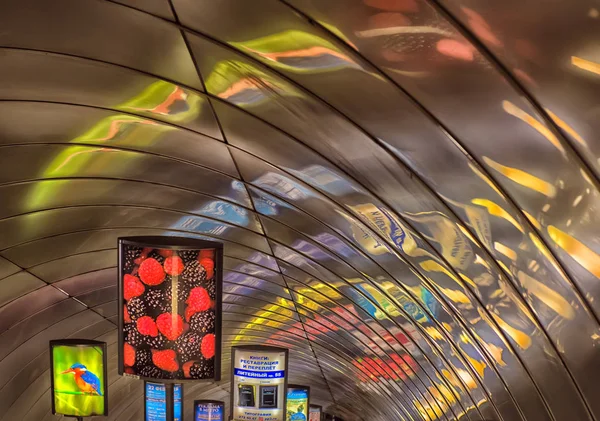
<box><xmin>122</xmin><ymin>246</ymin><xmax>217</xmax><ymax>379</ymax></box>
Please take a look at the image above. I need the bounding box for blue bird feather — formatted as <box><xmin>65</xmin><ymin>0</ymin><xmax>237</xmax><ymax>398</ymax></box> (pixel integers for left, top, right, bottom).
<box><xmin>80</xmin><ymin>369</ymin><xmax>102</xmax><ymax>396</ymax></box>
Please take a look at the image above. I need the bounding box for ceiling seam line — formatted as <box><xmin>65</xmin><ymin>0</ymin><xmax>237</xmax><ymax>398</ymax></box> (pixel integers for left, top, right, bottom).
<box><xmin>0</xmin><ymin>97</ymin><xmax>224</xmax><ymax>143</ymax></box>
<box><xmin>0</xmin><ymin>228</ymin><xmax>278</xmax><ymax>272</ymax></box>
<box><xmin>277</xmin><ymin>0</ymin><xmax>600</xmax><ymax>334</ymax></box>
<box><xmin>0</xmin><ymin>254</ymin><xmax>117</xmax><ymax>327</ymax></box>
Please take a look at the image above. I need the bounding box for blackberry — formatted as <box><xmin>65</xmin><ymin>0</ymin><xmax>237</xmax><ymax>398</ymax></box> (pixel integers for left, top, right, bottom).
<box><xmin>175</xmin><ymin>332</ymin><xmax>202</xmax><ymax>362</ymax></box>
<box><xmin>175</xmin><ymin>278</ymin><xmax>191</xmax><ymax>303</ymax></box>
<box><xmin>206</xmin><ymin>280</ymin><xmax>216</xmax><ymax>301</ymax></box>
<box><xmin>123</xmin><ymin>246</ymin><xmax>142</xmax><ymax>272</ymax></box>
<box><xmin>180</xmin><ymin>260</ymin><xmax>206</xmax><ymax>289</ymax></box>
<box><xmin>148</xmin><ymin>250</ymin><xmax>165</xmax><ymax>265</ymax></box>
<box><xmin>146</xmin><ymin>333</ymin><xmax>168</xmax><ymax>349</ymax></box>
<box><xmin>178</xmin><ymin>250</ymin><xmax>198</xmax><ymax>265</ymax></box>
<box><xmin>189</xmin><ymin>359</ymin><xmax>214</xmax><ymax>379</ymax></box>
<box><xmin>126</xmin><ymin>296</ymin><xmax>147</xmax><ymax>321</ymax></box>
<box><xmin>124</xmin><ymin>323</ymin><xmax>144</xmax><ymax>348</ymax></box>
<box><xmin>189</xmin><ymin>310</ymin><xmax>215</xmax><ymax>334</ymax></box>
<box><xmin>135</xmin><ymin>349</ymin><xmax>152</xmax><ymax>369</ymax></box>
<box><xmin>144</xmin><ymin>286</ymin><xmax>173</xmax><ymax>314</ymax></box>
<box><xmin>139</xmin><ymin>365</ymin><xmax>165</xmax><ymax>379</ymax></box>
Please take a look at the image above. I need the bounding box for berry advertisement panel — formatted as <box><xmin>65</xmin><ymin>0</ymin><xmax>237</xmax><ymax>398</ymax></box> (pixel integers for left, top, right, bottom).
<box><xmin>286</xmin><ymin>386</ymin><xmax>309</xmax><ymax>421</ymax></box>
<box><xmin>194</xmin><ymin>400</ymin><xmax>224</xmax><ymax>421</ymax></box>
<box><xmin>118</xmin><ymin>236</ymin><xmax>223</xmax><ymax>381</ymax></box>
<box><xmin>49</xmin><ymin>339</ymin><xmax>108</xmax><ymax>417</ymax></box>
<box><xmin>230</xmin><ymin>345</ymin><xmax>289</xmax><ymax>421</ymax></box>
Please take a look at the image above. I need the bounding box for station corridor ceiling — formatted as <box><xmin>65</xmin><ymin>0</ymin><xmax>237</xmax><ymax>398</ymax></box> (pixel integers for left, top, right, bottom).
<box><xmin>0</xmin><ymin>0</ymin><xmax>599</xmax><ymax>420</ymax></box>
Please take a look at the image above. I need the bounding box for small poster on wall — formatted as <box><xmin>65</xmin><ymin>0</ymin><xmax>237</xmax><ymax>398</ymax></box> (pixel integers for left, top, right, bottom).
<box><xmin>194</xmin><ymin>400</ymin><xmax>225</xmax><ymax>421</ymax></box>
<box><xmin>287</xmin><ymin>385</ymin><xmax>309</xmax><ymax>421</ymax></box>
<box><xmin>49</xmin><ymin>339</ymin><xmax>108</xmax><ymax>417</ymax></box>
<box><xmin>230</xmin><ymin>345</ymin><xmax>289</xmax><ymax>421</ymax></box>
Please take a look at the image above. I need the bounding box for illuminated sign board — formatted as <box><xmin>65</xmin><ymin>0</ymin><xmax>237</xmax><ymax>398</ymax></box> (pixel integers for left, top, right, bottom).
<box><xmin>309</xmin><ymin>405</ymin><xmax>322</xmax><ymax>421</ymax></box>
<box><xmin>118</xmin><ymin>236</ymin><xmax>223</xmax><ymax>381</ymax></box>
<box><xmin>287</xmin><ymin>385</ymin><xmax>309</xmax><ymax>421</ymax></box>
<box><xmin>194</xmin><ymin>400</ymin><xmax>225</xmax><ymax>421</ymax></box>
<box><xmin>49</xmin><ymin>339</ymin><xmax>108</xmax><ymax>417</ymax></box>
<box><xmin>231</xmin><ymin>345</ymin><xmax>289</xmax><ymax>421</ymax></box>
<box><xmin>144</xmin><ymin>382</ymin><xmax>183</xmax><ymax>421</ymax></box>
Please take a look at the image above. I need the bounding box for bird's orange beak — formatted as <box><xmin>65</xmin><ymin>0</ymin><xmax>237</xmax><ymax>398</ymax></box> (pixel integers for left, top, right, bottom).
<box><xmin>61</xmin><ymin>369</ymin><xmax>74</xmax><ymax>374</ymax></box>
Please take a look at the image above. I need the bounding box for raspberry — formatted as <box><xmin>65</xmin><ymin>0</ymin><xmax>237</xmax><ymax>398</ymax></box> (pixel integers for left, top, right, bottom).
<box><xmin>199</xmin><ymin>258</ymin><xmax>215</xmax><ymax>279</ymax></box>
<box><xmin>182</xmin><ymin>360</ymin><xmax>196</xmax><ymax>378</ymax></box>
<box><xmin>158</xmin><ymin>249</ymin><xmax>174</xmax><ymax>258</ymax></box>
<box><xmin>152</xmin><ymin>349</ymin><xmax>179</xmax><ymax>372</ymax></box>
<box><xmin>199</xmin><ymin>249</ymin><xmax>214</xmax><ymax>259</ymax></box>
<box><xmin>138</xmin><ymin>258</ymin><xmax>165</xmax><ymax>286</ymax></box>
<box><xmin>123</xmin><ymin>274</ymin><xmax>145</xmax><ymax>300</ymax></box>
<box><xmin>137</xmin><ymin>316</ymin><xmax>158</xmax><ymax>337</ymax></box>
<box><xmin>124</xmin><ymin>343</ymin><xmax>136</xmax><ymax>367</ymax></box>
<box><xmin>187</xmin><ymin>287</ymin><xmax>211</xmax><ymax>312</ymax></box>
<box><xmin>124</xmin><ymin>305</ymin><xmax>132</xmax><ymax>323</ymax></box>
<box><xmin>156</xmin><ymin>313</ymin><xmax>184</xmax><ymax>341</ymax></box>
<box><xmin>201</xmin><ymin>333</ymin><xmax>215</xmax><ymax>359</ymax></box>
<box><xmin>185</xmin><ymin>306</ymin><xmax>198</xmax><ymax>322</ymax></box>
<box><xmin>164</xmin><ymin>256</ymin><xmax>184</xmax><ymax>276</ymax></box>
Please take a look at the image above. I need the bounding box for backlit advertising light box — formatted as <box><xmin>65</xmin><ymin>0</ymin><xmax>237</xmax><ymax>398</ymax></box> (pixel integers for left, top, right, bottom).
<box><xmin>231</xmin><ymin>345</ymin><xmax>289</xmax><ymax>421</ymax></box>
<box><xmin>144</xmin><ymin>382</ymin><xmax>183</xmax><ymax>421</ymax></box>
<box><xmin>309</xmin><ymin>405</ymin><xmax>322</xmax><ymax>421</ymax></box>
<box><xmin>287</xmin><ymin>385</ymin><xmax>309</xmax><ymax>421</ymax></box>
<box><xmin>194</xmin><ymin>400</ymin><xmax>225</xmax><ymax>421</ymax></box>
<box><xmin>49</xmin><ymin>339</ymin><xmax>108</xmax><ymax>417</ymax></box>
<box><xmin>118</xmin><ymin>236</ymin><xmax>223</xmax><ymax>381</ymax></box>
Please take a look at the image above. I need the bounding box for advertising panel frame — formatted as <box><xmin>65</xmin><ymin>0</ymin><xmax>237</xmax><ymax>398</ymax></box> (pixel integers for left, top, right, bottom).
<box><xmin>230</xmin><ymin>345</ymin><xmax>289</xmax><ymax>421</ymax></box>
<box><xmin>49</xmin><ymin>338</ymin><xmax>109</xmax><ymax>418</ymax></box>
<box><xmin>193</xmin><ymin>399</ymin><xmax>225</xmax><ymax>421</ymax></box>
<box><xmin>287</xmin><ymin>384</ymin><xmax>310</xmax><ymax>421</ymax></box>
<box><xmin>118</xmin><ymin>236</ymin><xmax>223</xmax><ymax>382</ymax></box>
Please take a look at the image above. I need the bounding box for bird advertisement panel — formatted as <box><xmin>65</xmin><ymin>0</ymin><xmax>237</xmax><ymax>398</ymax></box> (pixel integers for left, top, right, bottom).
<box><xmin>286</xmin><ymin>386</ymin><xmax>309</xmax><ymax>421</ymax></box>
<box><xmin>49</xmin><ymin>339</ymin><xmax>108</xmax><ymax>417</ymax></box>
<box><xmin>231</xmin><ymin>345</ymin><xmax>288</xmax><ymax>421</ymax></box>
<box><xmin>118</xmin><ymin>236</ymin><xmax>223</xmax><ymax>381</ymax></box>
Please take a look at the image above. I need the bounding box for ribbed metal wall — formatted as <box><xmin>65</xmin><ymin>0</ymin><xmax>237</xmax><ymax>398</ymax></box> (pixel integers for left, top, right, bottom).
<box><xmin>0</xmin><ymin>0</ymin><xmax>599</xmax><ymax>420</ymax></box>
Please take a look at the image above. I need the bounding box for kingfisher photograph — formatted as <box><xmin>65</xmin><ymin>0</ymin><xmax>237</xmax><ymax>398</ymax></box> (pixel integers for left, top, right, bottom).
<box><xmin>49</xmin><ymin>339</ymin><xmax>108</xmax><ymax>417</ymax></box>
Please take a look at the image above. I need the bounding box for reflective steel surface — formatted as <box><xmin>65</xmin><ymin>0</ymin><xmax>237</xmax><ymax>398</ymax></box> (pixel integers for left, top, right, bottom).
<box><xmin>0</xmin><ymin>1</ymin><xmax>598</xmax><ymax>420</ymax></box>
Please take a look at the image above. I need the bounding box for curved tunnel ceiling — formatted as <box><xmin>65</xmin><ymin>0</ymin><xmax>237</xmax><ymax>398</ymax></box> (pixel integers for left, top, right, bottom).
<box><xmin>0</xmin><ymin>0</ymin><xmax>599</xmax><ymax>420</ymax></box>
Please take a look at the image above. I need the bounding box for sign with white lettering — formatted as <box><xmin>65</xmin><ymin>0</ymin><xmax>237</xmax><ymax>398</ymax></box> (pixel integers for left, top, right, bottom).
<box><xmin>231</xmin><ymin>346</ymin><xmax>289</xmax><ymax>421</ymax></box>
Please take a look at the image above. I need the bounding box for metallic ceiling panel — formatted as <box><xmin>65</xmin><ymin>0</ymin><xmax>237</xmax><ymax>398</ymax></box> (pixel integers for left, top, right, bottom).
<box><xmin>111</xmin><ymin>0</ymin><xmax>176</xmax><ymax>20</ymax></box>
<box><xmin>0</xmin><ymin>257</ymin><xmax>20</xmax><ymax>282</ymax></box>
<box><xmin>0</xmin><ymin>101</ymin><xmax>232</xmax><ymax>174</ymax></box>
<box><xmin>0</xmin><ymin>272</ymin><xmax>45</xmax><ymax>309</ymax></box>
<box><xmin>280</xmin><ymin>8</ymin><xmax>600</xmax><ymax>415</ymax></box>
<box><xmin>0</xmin><ymin>207</ymin><xmax>269</xmax><ymax>253</ymax></box>
<box><xmin>0</xmin><ymin>145</ymin><xmax>248</xmax><ymax>207</ymax></box>
<box><xmin>0</xmin><ymin>49</ymin><xmax>221</xmax><ymax>138</ymax></box>
<box><xmin>1</xmin><ymin>229</ymin><xmax>270</xmax><ymax>269</ymax></box>
<box><xmin>0</xmin><ymin>286</ymin><xmax>67</xmax><ymax>333</ymax></box>
<box><xmin>27</xmin><ymin>249</ymin><xmax>116</xmax><ymax>283</ymax></box>
<box><xmin>0</xmin><ymin>181</ymin><xmax>261</xmax><ymax>233</ymax></box>
<box><xmin>0</xmin><ymin>0</ymin><xmax>201</xmax><ymax>89</ymax></box>
<box><xmin>439</xmin><ymin>0</ymin><xmax>600</xmax><ymax>177</ymax></box>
